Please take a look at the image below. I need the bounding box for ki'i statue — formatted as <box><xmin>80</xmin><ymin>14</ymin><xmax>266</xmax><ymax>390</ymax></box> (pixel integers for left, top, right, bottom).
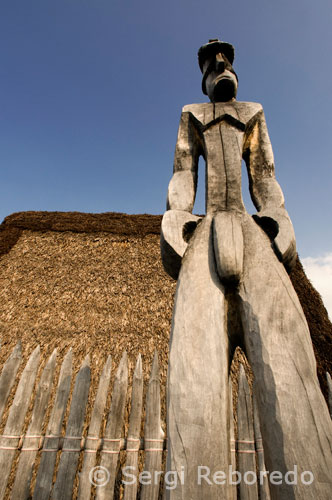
<box><xmin>161</xmin><ymin>39</ymin><xmax>332</xmax><ymax>499</ymax></box>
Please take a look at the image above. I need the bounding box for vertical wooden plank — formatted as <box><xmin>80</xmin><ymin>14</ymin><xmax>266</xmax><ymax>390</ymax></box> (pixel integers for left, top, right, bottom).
<box><xmin>141</xmin><ymin>351</ymin><xmax>164</xmax><ymax>500</ymax></box>
<box><xmin>78</xmin><ymin>355</ymin><xmax>112</xmax><ymax>500</ymax></box>
<box><xmin>229</xmin><ymin>377</ymin><xmax>237</xmax><ymax>500</ymax></box>
<box><xmin>33</xmin><ymin>348</ymin><xmax>73</xmax><ymax>500</ymax></box>
<box><xmin>253</xmin><ymin>392</ymin><xmax>270</xmax><ymax>500</ymax></box>
<box><xmin>123</xmin><ymin>354</ymin><xmax>143</xmax><ymax>500</ymax></box>
<box><xmin>0</xmin><ymin>345</ymin><xmax>40</xmax><ymax>500</ymax></box>
<box><xmin>11</xmin><ymin>349</ymin><xmax>57</xmax><ymax>499</ymax></box>
<box><xmin>0</xmin><ymin>342</ymin><xmax>22</xmax><ymax>422</ymax></box>
<box><xmin>327</xmin><ymin>372</ymin><xmax>332</xmax><ymax>419</ymax></box>
<box><xmin>51</xmin><ymin>354</ymin><xmax>91</xmax><ymax>500</ymax></box>
<box><xmin>96</xmin><ymin>351</ymin><xmax>128</xmax><ymax>500</ymax></box>
<box><xmin>237</xmin><ymin>364</ymin><xmax>258</xmax><ymax>500</ymax></box>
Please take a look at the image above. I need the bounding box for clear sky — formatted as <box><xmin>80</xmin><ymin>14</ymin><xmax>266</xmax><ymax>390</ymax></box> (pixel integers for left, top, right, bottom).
<box><xmin>1</xmin><ymin>1</ymin><xmax>332</xmax><ymax>311</ymax></box>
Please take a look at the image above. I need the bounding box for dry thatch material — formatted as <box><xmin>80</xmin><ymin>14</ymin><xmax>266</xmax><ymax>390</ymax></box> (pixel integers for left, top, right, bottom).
<box><xmin>0</xmin><ymin>210</ymin><xmax>331</xmax><ymax>410</ymax></box>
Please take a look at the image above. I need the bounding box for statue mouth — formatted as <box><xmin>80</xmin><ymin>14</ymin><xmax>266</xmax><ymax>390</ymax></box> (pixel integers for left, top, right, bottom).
<box><xmin>213</xmin><ymin>77</ymin><xmax>236</xmax><ymax>102</ymax></box>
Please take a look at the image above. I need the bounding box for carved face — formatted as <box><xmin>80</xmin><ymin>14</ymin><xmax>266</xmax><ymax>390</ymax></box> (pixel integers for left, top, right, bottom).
<box><xmin>203</xmin><ymin>52</ymin><xmax>238</xmax><ymax>102</ymax></box>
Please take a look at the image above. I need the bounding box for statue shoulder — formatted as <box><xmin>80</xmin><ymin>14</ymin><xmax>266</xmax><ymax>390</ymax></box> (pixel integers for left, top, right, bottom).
<box><xmin>181</xmin><ymin>103</ymin><xmax>213</xmax><ymax>124</ymax></box>
<box><xmin>233</xmin><ymin>101</ymin><xmax>263</xmax><ymax>123</ymax></box>
<box><xmin>182</xmin><ymin>103</ymin><xmax>212</xmax><ymax>113</ymax></box>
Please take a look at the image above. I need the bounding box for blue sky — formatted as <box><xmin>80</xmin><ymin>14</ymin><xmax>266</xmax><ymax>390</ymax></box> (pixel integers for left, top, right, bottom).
<box><xmin>1</xmin><ymin>1</ymin><xmax>331</xmax><ymax>268</ymax></box>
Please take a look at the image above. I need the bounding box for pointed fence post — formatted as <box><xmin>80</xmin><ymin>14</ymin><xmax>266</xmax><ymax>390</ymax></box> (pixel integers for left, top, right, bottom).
<box><xmin>52</xmin><ymin>354</ymin><xmax>91</xmax><ymax>500</ymax></box>
<box><xmin>0</xmin><ymin>342</ymin><xmax>22</xmax><ymax>422</ymax></box>
<box><xmin>123</xmin><ymin>354</ymin><xmax>143</xmax><ymax>500</ymax></box>
<box><xmin>78</xmin><ymin>355</ymin><xmax>112</xmax><ymax>500</ymax></box>
<box><xmin>96</xmin><ymin>351</ymin><xmax>128</xmax><ymax>500</ymax></box>
<box><xmin>141</xmin><ymin>351</ymin><xmax>164</xmax><ymax>500</ymax></box>
<box><xmin>0</xmin><ymin>345</ymin><xmax>40</xmax><ymax>500</ymax></box>
<box><xmin>11</xmin><ymin>349</ymin><xmax>57</xmax><ymax>499</ymax></box>
<box><xmin>237</xmin><ymin>364</ymin><xmax>258</xmax><ymax>500</ymax></box>
<box><xmin>33</xmin><ymin>348</ymin><xmax>73</xmax><ymax>500</ymax></box>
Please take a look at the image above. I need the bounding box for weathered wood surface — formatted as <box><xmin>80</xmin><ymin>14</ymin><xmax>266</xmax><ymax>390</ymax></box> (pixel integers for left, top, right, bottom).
<box><xmin>141</xmin><ymin>351</ymin><xmax>164</xmax><ymax>500</ymax></box>
<box><xmin>327</xmin><ymin>372</ymin><xmax>332</xmax><ymax>419</ymax></box>
<box><xmin>213</xmin><ymin>211</ymin><xmax>243</xmax><ymax>284</ymax></box>
<box><xmin>0</xmin><ymin>345</ymin><xmax>40</xmax><ymax>499</ymax></box>
<box><xmin>78</xmin><ymin>355</ymin><xmax>112</xmax><ymax>500</ymax></box>
<box><xmin>253</xmin><ymin>392</ymin><xmax>270</xmax><ymax>500</ymax></box>
<box><xmin>123</xmin><ymin>354</ymin><xmax>143</xmax><ymax>500</ymax></box>
<box><xmin>166</xmin><ymin>217</ymin><xmax>231</xmax><ymax>499</ymax></box>
<box><xmin>237</xmin><ymin>364</ymin><xmax>258</xmax><ymax>500</ymax></box>
<box><xmin>0</xmin><ymin>341</ymin><xmax>22</xmax><ymax>422</ymax></box>
<box><xmin>160</xmin><ymin>210</ymin><xmax>201</xmax><ymax>280</ymax></box>
<box><xmin>96</xmin><ymin>351</ymin><xmax>128</xmax><ymax>500</ymax></box>
<box><xmin>11</xmin><ymin>349</ymin><xmax>57</xmax><ymax>499</ymax></box>
<box><xmin>33</xmin><ymin>348</ymin><xmax>73</xmax><ymax>500</ymax></box>
<box><xmin>52</xmin><ymin>354</ymin><xmax>91</xmax><ymax>500</ymax></box>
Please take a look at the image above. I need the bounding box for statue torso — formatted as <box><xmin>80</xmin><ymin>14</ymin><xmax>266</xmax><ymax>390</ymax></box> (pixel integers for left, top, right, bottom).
<box><xmin>182</xmin><ymin>101</ymin><xmax>262</xmax><ymax>214</ymax></box>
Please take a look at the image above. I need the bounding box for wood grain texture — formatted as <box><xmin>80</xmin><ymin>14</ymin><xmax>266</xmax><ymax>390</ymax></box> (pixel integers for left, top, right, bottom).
<box><xmin>0</xmin><ymin>345</ymin><xmax>40</xmax><ymax>499</ymax></box>
<box><xmin>78</xmin><ymin>355</ymin><xmax>112</xmax><ymax>500</ymax></box>
<box><xmin>141</xmin><ymin>351</ymin><xmax>164</xmax><ymax>500</ymax></box>
<box><xmin>52</xmin><ymin>355</ymin><xmax>91</xmax><ymax>500</ymax></box>
<box><xmin>96</xmin><ymin>351</ymin><xmax>128</xmax><ymax>500</ymax></box>
<box><xmin>237</xmin><ymin>365</ymin><xmax>258</xmax><ymax>500</ymax></box>
<box><xmin>33</xmin><ymin>348</ymin><xmax>73</xmax><ymax>500</ymax></box>
<box><xmin>239</xmin><ymin>215</ymin><xmax>332</xmax><ymax>499</ymax></box>
<box><xmin>166</xmin><ymin>216</ymin><xmax>231</xmax><ymax>499</ymax></box>
<box><xmin>11</xmin><ymin>349</ymin><xmax>57</xmax><ymax>499</ymax></box>
<box><xmin>253</xmin><ymin>391</ymin><xmax>270</xmax><ymax>500</ymax></box>
<box><xmin>123</xmin><ymin>354</ymin><xmax>143</xmax><ymax>500</ymax></box>
<box><xmin>0</xmin><ymin>342</ymin><xmax>22</xmax><ymax>422</ymax></box>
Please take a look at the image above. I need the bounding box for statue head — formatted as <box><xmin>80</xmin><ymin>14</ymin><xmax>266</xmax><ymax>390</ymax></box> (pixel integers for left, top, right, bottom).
<box><xmin>198</xmin><ymin>39</ymin><xmax>238</xmax><ymax>102</ymax></box>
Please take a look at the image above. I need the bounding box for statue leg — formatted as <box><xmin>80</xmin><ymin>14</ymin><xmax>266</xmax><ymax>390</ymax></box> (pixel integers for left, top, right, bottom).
<box><xmin>238</xmin><ymin>215</ymin><xmax>332</xmax><ymax>500</ymax></box>
<box><xmin>166</xmin><ymin>215</ymin><xmax>232</xmax><ymax>499</ymax></box>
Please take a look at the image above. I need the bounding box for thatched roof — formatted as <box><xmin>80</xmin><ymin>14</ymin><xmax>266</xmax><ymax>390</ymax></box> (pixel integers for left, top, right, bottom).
<box><xmin>0</xmin><ymin>210</ymin><xmax>331</xmax><ymax>410</ymax></box>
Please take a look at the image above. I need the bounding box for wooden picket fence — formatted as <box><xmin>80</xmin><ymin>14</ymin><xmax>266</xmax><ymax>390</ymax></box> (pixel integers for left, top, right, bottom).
<box><xmin>0</xmin><ymin>343</ymin><xmax>165</xmax><ymax>500</ymax></box>
<box><xmin>0</xmin><ymin>342</ymin><xmax>331</xmax><ymax>499</ymax></box>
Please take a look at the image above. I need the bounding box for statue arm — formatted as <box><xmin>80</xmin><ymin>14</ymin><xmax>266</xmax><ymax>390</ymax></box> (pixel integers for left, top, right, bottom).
<box><xmin>161</xmin><ymin>111</ymin><xmax>202</xmax><ymax>279</ymax></box>
<box><xmin>243</xmin><ymin>109</ymin><xmax>297</xmax><ymax>270</ymax></box>
<box><xmin>167</xmin><ymin>111</ymin><xmax>201</xmax><ymax>211</ymax></box>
